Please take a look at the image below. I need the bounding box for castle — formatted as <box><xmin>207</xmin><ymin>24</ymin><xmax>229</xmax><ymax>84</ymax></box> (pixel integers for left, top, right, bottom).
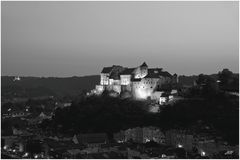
<box><xmin>93</xmin><ymin>62</ymin><xmax>178</xmax><ymax>102</ymax></box>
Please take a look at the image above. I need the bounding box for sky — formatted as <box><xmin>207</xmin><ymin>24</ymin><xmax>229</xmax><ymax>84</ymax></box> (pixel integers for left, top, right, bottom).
<box><xmin>1</xmin><ymin>1</ymin><xmax>239</xmax><ymax>77</ymax></box>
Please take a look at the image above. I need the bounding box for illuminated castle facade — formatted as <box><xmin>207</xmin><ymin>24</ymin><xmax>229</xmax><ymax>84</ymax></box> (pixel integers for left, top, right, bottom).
<box><xmin>94</xmin><ymin>62</ymin><xmax>178</xmax><ymax>100</ymax></box>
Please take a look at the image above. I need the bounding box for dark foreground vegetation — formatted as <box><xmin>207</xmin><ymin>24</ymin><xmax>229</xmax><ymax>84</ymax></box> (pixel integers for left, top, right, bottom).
<box><xmin>40</xmin><ymin>90</ymin><xmax>238</xmax><ymax>145</ymax></box>
<box><xmin>39</xmin><ymin>69</ymin><xmax>239</xmax><ymax>145</ymax></box>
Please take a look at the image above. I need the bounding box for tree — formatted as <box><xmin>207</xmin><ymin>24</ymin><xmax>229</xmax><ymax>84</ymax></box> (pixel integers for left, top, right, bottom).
<box><xmin>218</xmin><ymin>69</ymin><xmax>233</xmax><ymax>89</ymax></box>
<box><xmin>47</xmin><ymin>95</ymin><xmax>152</xmax><ymax>134</ymax></box>
<box><xmin>196</xmin><ymin>74</ymin><xmax>206</xmax><ymax>86</ymax></box>
<box><xmin>196</xmin><ymin>74</ymin><xmax>218</xmax><ymax>97</ymax></box>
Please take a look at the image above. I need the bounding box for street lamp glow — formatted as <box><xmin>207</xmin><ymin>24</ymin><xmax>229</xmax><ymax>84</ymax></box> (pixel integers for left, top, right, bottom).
<box><xmin>201</xmin><ymin>151</ymin><xmax>206</xmax><ymax>156</ymax></box>
<box><xmin>23</xmin><ymin>152</ymin><xmax>29</xmax><ymax>157</ymax></box>
<box><xmin>177</xmin><ymin>144</ymin><xmax>183</xmax><ymax>148</ymax></box>
<box><xmin>3</xmin><ymin>146</ymin><xmax>7</xmax><ymax>150</ymax></box>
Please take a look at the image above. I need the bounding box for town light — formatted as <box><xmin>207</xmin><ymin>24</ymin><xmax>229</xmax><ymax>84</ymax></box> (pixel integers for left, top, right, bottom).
<box><xmin>177</xmin><ymin>144</ymin><xmax>183</xmax><ymax>148</ymax></box>
<box><xmin>201</xmin><ymin>151</ymin><xmax>206</xmax><ymax>156</ymax></box>
<box><xmin>34</xmin><ymin>154</ymin><xmax>38</xmax><ymax>158</ymax></box>
<box><xmin>225</xmin><ymin>150</ymin><xmax>234</xmax><ymax>155</ymax></box>
<box><xmin>117</xmin><ymin>140</ymin><xmax>124</xmax><ymax>143</ymax></box>
<box><xmin>3</xmin><ymin>146</ymin><xmax>7</xmax><ymax>150</ymax></box>
<box><xmin>23</xmin><ymin>152</ymin><xmax>29</xmax><ymax>157</ymax></box>
<box><xmin>13</xmin><ymin>149</ymin><xmax>16</xmax><ymax>153</ymax></box>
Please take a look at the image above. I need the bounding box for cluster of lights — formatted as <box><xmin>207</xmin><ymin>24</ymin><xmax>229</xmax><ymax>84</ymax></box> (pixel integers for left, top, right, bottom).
<box><xmin>225</xmin><ymin>150</ymin><xmax>234</xmax><ymax>155</ymax></box>
<box><xmin>33</xmin><ymin>153</ymin><xmax>45</xmax><ymax>159</ymax></box>
<box><xmin>3</xmin><ymin>145</ymin><xmax>31</xmax><ymax>158</ymax></box>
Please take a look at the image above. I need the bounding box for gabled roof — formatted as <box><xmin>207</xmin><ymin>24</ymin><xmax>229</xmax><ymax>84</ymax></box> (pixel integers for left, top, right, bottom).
<box><xmin>145</xmin><ymin>73</ymin><xmax>160</xmax><ymax>78</ymax></box>
<box><xmin>120</xmin><ymin>68</ymin><xmax>135</xmax><ymax>75</ymax></box>
<box><xmin>109</xmin><ymin>71</ymin><xmax>120</xmax><ymax>80</ymax></box>
<box><xmin>101</xmin><ymin>67</ymin><xmax>113</xmax><ymax>73</ymax></box>
<box><xmin>132</xmin><ymin>78</ymin><xmax>141</xmax><ymax>82</ymax></box>
<box><xmin>159</xmin><ymin>71</ymin><xmax>172</xmax><ymax>77</ymax></box>
<box><xmin>109</xmin><ymin>65</ymin><xmax>124</xmax><ymax>80</ymax></box>
<box><xmin>141</xmin><ymin>62</ymin><xmax>148</xmax><ymax>67</ymax></box>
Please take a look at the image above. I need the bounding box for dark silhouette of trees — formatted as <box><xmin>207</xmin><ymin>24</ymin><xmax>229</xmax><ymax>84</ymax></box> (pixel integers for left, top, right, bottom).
<box><xmin>218</xmin><ymin>69</ymin><xmax>238</xmax><ymax>91</ymax></box>
<box><xmin>218</xmin><ymin>69</ymin><xmax>233</xmax><ymax>87</ymax></box>
<box><xmin>195</xmin><ymin>74</ymin><xmax>219</xmax><ymax>97</ymax></box>
<box><xmin>25</xmin><ymin>140</ymin><xmax>42</xmax><ymax>154</ymax></box>
<box><xmin>48</xmin><ymin>96</ymin><xmax>153</xmax><ymax>135</ymax></box>
<box><xmin>40</xmin><ymin>68</ymin><xmax>238</xmax><ymax>145</ymax></box>
<box><xmin>42</xmin><ymin>92</ymin><xmax>238</xmax><ymax>145</ymax></box>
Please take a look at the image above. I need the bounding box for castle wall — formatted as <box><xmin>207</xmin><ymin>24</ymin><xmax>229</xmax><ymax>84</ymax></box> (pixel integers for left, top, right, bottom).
<box><xmin>132</xmin><ymin>78</ymin><xmax>159</xmax><ymax>99</ymax></box>
<box><xmin>100</xmin><ymin>73</ymin><xmax>110</xmax><ymax>85</ymax></box>
<box><xmin>109</xmin><ymin>79</ymin><xmax>120</xmax><ymax>86</ymax></box>
<box><xmin>120</xmin><ymin>75</ymin><xmax>131</xmax><ymax>85</ymax></box>
<box><xmin>132</xmin><ymin>78</ymin><xmax>163</xmax><ymax>99</ymax></box>
<box><xmin>121</xmin><ymin>84</ymin><xmax>132</xmax><ymax>92</ymax></box>
<box><xmin>109</xmin><ymin>79</ymin><xmax>114</xmax><ymax>85</ymax></box>
<box><xmin>113</xmin><ymin>79</ymin><xmax>121</xmax><ymax>85</ymax></box>
<box><xmin>95</xmin><ymin>85</ymin><xmax>104</xmax><ymax>94</ymax></box>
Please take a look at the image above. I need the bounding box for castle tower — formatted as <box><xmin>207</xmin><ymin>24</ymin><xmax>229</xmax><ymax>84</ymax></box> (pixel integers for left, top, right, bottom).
<box><xmin>141</xmin><ymin>62</ymin><xmax>148</xmax><ymax>68</ymax></box>
<box><xmin>140</xmin><ymin>62</ymin><xmax>148</xmax><ymax>76</ymax></box>
<box><xmin>140</xmin><ymin>62</ymin><xmax>148</xmax><ymax>78</ymax></box>
<box><xmin>134</xmin><ymin>62</ymin><xmax>148</xmax><ymax>79</ymax></box>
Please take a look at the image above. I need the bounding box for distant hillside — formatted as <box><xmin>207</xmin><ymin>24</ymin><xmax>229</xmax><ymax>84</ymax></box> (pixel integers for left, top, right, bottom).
<box><xmin>1</xmin><ymin>75</ymin><xmax>100</xmax><ymax>98</ymax></box>
<box><xmin>178</xmin><ymin>75</ymin><xmax>198</xmax><ymax>86</ymax></box>
<box><xmin>178</xmin><ymin>74</ymin><xmax>219</xmax><ymax>86</ymax></box>
<box><xmin>2</xmin><ymin>72</ymin><xmax>238</xmax><ymax>99</ymax></box>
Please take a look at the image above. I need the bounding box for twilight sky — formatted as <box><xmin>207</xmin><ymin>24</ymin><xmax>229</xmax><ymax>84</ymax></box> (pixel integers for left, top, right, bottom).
<box><xmin>2</xmin><ymin>1</ymin><xmax>239</xmax><ymax>77</ymax></box>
